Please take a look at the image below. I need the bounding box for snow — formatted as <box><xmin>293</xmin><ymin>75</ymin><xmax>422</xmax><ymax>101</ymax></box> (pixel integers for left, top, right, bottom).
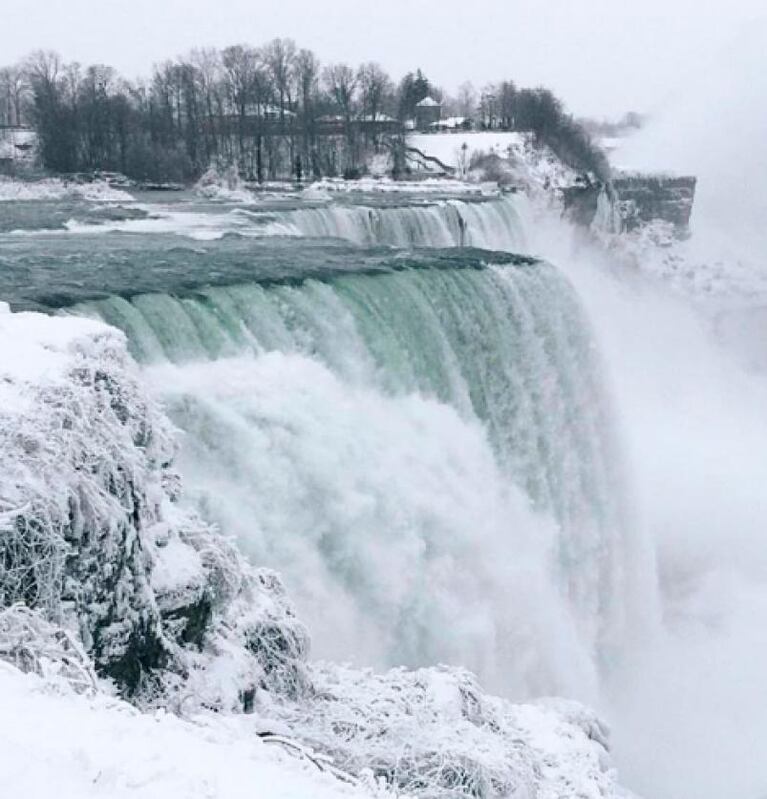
<box><xmin>408</xmin><ymin>132</ymin><xmax>528</xmax><ymax>169</ymax></box>
<box><xmin>284</xmin><ymin>664</ymin><xmax>621</xmax><ymax>799</ymax></box>
<box><xmin>0</xmin><ymin>663</ymin><xmax>395</xmax><ymax>799</ymax></box>
<box><xmin>0</xmin><ymin>177</ymin><xmax>133</xmax><ymax>202</ymax></box>
<box><xmin>0</xmin><ymin>310</ymin><xmax>112</xmax><ymax>414</ymax></box>
<box><xmin>407</xmin><ymin>132</ymin><xmax>579</xmax><ymax>193</ymax></box>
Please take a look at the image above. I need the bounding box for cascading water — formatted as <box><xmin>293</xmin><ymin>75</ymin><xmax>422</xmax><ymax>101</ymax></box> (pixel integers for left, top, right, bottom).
<box><xmin>237</xmin><ymin>194</ymin><xmax>529</xmax><ymax>251</ymax></box>
<box><xmin>72</xmin><ymin>225</ymin><xmax>632</xmax><ymax>701</ymax></box>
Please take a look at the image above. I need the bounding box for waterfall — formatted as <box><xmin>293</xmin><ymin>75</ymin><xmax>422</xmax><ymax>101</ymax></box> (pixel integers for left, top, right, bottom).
<box><xmin>75</xmin><ymin>251</ymin><xmax>629</xmax><ymax>701</ymax></box>
<box><xmin>236</xmin><ymin>194</ymin><xmax>528</xmax><ymax>251</ymax></box>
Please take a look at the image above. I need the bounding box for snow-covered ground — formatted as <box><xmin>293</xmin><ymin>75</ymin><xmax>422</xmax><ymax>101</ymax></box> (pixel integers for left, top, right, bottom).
<box><xmin>408</xmin><ymin>132</ymin><xmax>529</xmax><ymax>170</ymax></box>
<box><xmin>0</xmin><ymin>177</ymin><xmax>133</xmax><ymax>202</ymax></box>
<box><xmin>0</xmin><ymin>663</ymin><xmax>395</xmax><ymax>799</ymax></box>
<box><xmin>407</xmin><ymin>132</ymin><xmax>579</xmax><ymax>197</ymax></box>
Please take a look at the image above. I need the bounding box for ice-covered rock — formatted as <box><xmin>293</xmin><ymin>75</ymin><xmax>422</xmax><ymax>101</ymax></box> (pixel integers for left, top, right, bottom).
<box><xmin>0</xmin><ymin>309</ymin><xmax>305</xmax><ymax>701</ymax></box>
<box><xmin>271</xmin><ymin>664</ymin><xmax>620</xmax><ymax>799</ymax></box>
<box><xmin>194</xmin><ymin>165</ymin><xmax>256</xmax><ymax>203</ymax></box>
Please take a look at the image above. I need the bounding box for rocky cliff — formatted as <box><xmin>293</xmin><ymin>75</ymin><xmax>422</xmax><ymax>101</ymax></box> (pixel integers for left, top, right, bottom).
<box><xmin>613</xmin><ymin>172</ymin><xmax>697</xmax><ymax>233</ymax></box>
<box><xmin>563</xmin><ymin>172</ymin><xmax>697</xmax><ymax>236</ymax></box>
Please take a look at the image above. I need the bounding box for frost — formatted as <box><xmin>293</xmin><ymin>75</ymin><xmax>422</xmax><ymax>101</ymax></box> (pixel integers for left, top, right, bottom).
<box><xmin>0</xmin><ymin>663</ymin><xmax>398</xmax><ymax>799</ymax></box>
<box><xmin>269</xmin><ymin>664</ymin><xmax>618</xmax><ymax>799</ymax></box>
<box><xmin>0</xmin><ymin>309</ymin><xmax>304</xmax><ymax>702</ymax></box>
<box><xmin>0</xmin><ymin>604</ymin><xmax>98</xmax><ymax>694</ymax></box>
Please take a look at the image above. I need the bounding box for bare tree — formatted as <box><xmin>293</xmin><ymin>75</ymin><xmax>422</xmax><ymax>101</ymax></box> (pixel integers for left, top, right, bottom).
<box><xmin>357</xmin><ymin>62</ymin><xmax>393</xmax><ymax>122</ymax></box>
<box><xmin>294</xmin><ymin>48</ymin><xmax>321</xmax><ymax>177</ymax></box>
<box><xmin>323</xmin><ymin>63</ymin><xmax>357</xmax><ymax>124</ymax></box>
<box><xmin>456</xmin><ymin>81</ymin><xmax>477</xmax><ymax>120</ymax></box>
<box><xmin>0</xmin><ymin>66</ymin><xmax>29</xmax><ymax>126</ymax></box>
<box><xmin>221</xmin><ymin>44</ymin><xmax>262</xmax><ymax>178</ymax></box>
<box><xmin>263</xmin><ymin>38</ymin><xmax>296</xmax><ymax>128</ymax></box>
<box><xmin>322</xmin><ymin>63</ymin><xmax>358</xmax><ymax>169</ymax></box>
<box><xmin>190</xmin><ymin>48</ymin><xmax>225</xmax><ymax>163</ymax></box>
<box><xmin>498</xmin><ymin>80</ymin><xmax>517</xmax><ymax>129</ymax></box>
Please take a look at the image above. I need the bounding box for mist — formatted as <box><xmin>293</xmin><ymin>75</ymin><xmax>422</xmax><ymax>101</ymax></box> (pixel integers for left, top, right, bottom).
<box><xmin>537</xmin><ymin>26</ymin><xmax>767</xmax><ymax>793</ymax></box>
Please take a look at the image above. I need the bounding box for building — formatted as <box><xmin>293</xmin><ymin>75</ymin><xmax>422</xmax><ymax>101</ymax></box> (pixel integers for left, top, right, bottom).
<box><xmin>355</xmin><ymin>113</ymin><xmax>402</xmax><ymax>135</ymax></box>
<box><xmin>414</xmin><ymin>97</ymin><xmax>441</xmax><ymax>132</ymax></box>
<box><xmin>431</xmin><ymin>116</ymin><xmax>473</xmax><ymax>133</ymax></box>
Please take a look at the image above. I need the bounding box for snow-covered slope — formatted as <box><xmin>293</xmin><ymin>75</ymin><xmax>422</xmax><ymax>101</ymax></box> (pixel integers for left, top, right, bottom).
<box><xmin>0</xmin><ymin>663</ymin><xmax>395</xmax><ymax>799</ymax></box>
<box><xmin>407</xmin><ymin>132</ymin><xmax>579</xmax><ymax>194</ymax></box>
<box><xmin>0</xmin><ymin>658</ymin><xmax>624</xmax><ymax>799</ymax></box>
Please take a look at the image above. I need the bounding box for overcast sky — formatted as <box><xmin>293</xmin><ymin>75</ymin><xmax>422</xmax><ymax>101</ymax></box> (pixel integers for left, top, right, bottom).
<box><xmin>2</xmin><ymin>0</ymin><xmax>765</xmax><ymax>117</ymax></box>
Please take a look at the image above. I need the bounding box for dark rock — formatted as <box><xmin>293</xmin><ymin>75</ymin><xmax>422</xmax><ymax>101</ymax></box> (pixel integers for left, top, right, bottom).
<box><xmin>612</xmin><ymin>173</ymin><xmax>697</xmax><ymax>233</ymax></box>
<box><xmin>563</xmin><ymin>173</ymin><xmax>696</xmax><ymax>236</ymax></box>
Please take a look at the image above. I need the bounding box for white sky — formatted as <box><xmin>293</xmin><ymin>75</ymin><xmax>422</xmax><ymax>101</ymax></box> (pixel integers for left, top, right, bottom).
<box><xmin>2</xmin><ymin>0</ymin><xmax>765</xmax><ymax>117</ymax></box>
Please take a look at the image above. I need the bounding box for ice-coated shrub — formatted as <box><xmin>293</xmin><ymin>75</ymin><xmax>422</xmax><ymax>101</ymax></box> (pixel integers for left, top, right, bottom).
<box><xmin>276</xmin><ymin>664</ymin><xmax>616</xmax><ymax>799</ymax></box>
<box><xmin>0</xmin><ymin>315</ymin><xmax>308</xmax><ymax>703</ymax></box>
<box><xmin>0</xmin><ymin>604</ymin><xmax>98</xmax><ymax>694</ymax></box>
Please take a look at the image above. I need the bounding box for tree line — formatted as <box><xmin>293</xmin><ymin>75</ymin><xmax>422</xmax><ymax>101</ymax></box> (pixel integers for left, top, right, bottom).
<box><xmin>1</xmin><ymin>42</ymin><xmax>609</xmax><ymax>183</ymax></box>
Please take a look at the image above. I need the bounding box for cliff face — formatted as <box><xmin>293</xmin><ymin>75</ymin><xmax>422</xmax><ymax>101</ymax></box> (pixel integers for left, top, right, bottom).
<box><xmin>613</xmin><ymin>173</ymin><xmax>697</xmax><ymax>233</ymax></box>
<box><xmin>563</xmin><ymin>173</ymin><xmax>697</xmax><ymax>236</ymax></box>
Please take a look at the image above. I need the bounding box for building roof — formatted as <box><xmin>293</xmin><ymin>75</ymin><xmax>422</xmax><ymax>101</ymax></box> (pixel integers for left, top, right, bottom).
<box><xmin>432</xmin><ymin>117</ymin><xmax>467</xmax><ymax>129</ymax></box>
<box><xmin>416</xmin><ymin>97</ymin><xmax>441</xmax><ymax>108</ymax></box>
<box><xmin>358</xmin><ymin>113</ymin><xmax>397</xmax><ymax>122</ymax></box>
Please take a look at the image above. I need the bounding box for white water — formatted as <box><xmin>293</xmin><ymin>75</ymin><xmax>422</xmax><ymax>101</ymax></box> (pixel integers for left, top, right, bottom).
<box><xmin>248</xmin><ymin>195</ymin><xmax>529</xmax><ymax>250</ymax></box>
<box><xmin>47</xmin><ymin>193</ymin><xmax>529</xmax><ymax>250</ymax></box>
<box><xmin>83</xmin><ymin>255</ymin><xmax>628</xmax><ymax>704</ymax></box>
<box><xmin>74</xmin><ymin>170</ymin><xmax>767</xmax><ymax>797</ymax></box>
<box><xmin>148</xmin><ymin>351</ymin><xmax>597</xmax><ymax>700</ymax></box>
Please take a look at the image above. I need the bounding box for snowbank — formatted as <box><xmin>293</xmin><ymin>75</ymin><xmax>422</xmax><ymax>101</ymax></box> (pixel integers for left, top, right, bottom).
<box><xmin>285</xmin><ymin>664</ymin><xmax>619</xmax><ymax>799</ymax></box>
<box><xmin>0</xmin><ymin>177</ymin><xmax>133</xmax><ymax>202</ymax></box>
<box><xmin>408</xmin><ymin>132</ymin><xmax>529</xmax><ymax>170</ymax></box>
<box><xmin>0</xmin><ymin>656</ymin><xmax>624</xmax><ymax>799</ymax></box>
<box><xmin>407</xmin><ymin>132</ymin><xmax>579</xmax><ymax>196</ymax></box>
<box><xmin>0</xmin><ymin>663</ymin><xmax>394</xmax><ymax>799</ymax></box>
